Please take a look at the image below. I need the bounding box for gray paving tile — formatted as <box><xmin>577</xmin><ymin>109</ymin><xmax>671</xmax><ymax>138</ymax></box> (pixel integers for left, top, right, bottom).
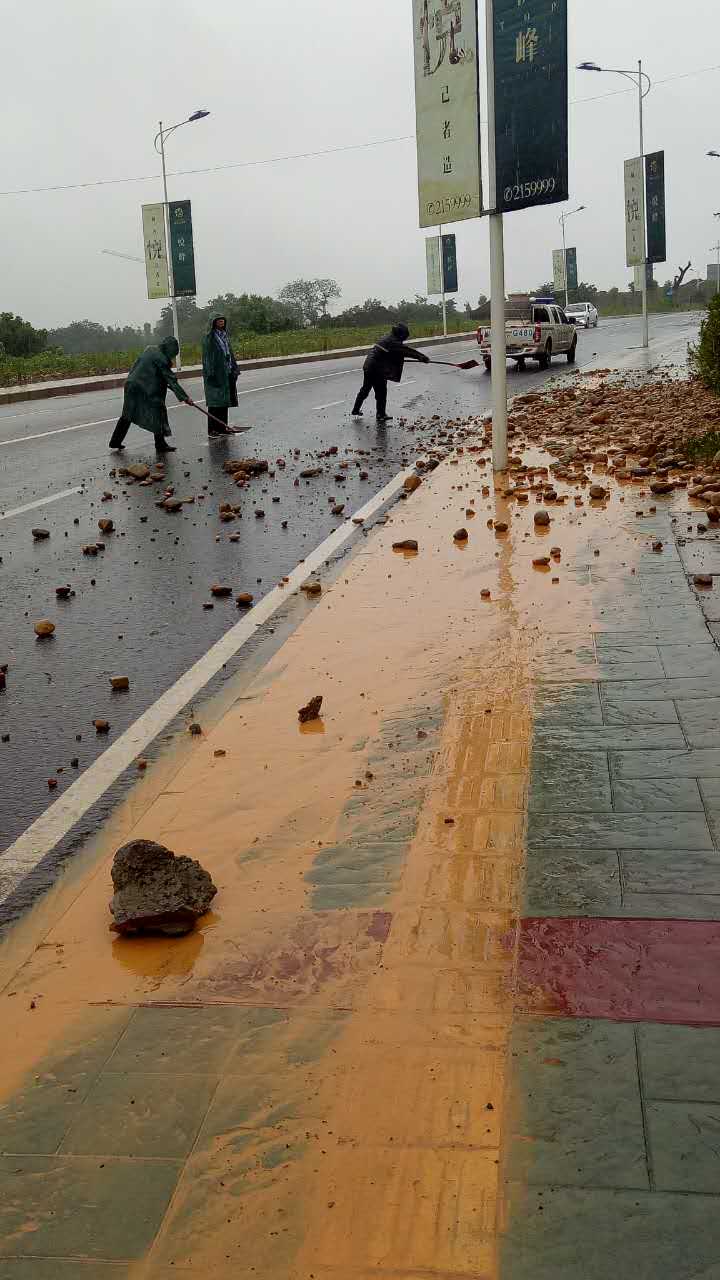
<box><xmin>528</xmin><ymin>811</ymin><xmax>712</xmax><ymax>849</ymax></box>
<box><xmin>622</xmin><ymin>848</ymin><xmax>720</xmax><ymax>893</ymax></box>
<box><xmin>108</xmin><ymin>1006</ymin><xmax>285</xmax><ymax>1076</ymax></box>
<box><xmin>612</xmin><ymin>777</ymin><xmax>703</xmax><ymax>811</ymax></box>
<box><xmin>524</xmin><ymin>848</ymin><xmax>621</xmax><ymax>916</ymax></box>
<box><xmin>529</xmin><ymin>750</ymin><xmax>611</xmax><ymax>812</ymax></box>
<box><xmin>506</xmin><ymin>1019</ymin><xmax>647</xmax><ymax>1189</ymax></box>
<box><xmin>678</xmin><ymin>541</ymin><xmax>720</xmax><ymax>574</ymax></box>
<box><xmin>701</xmin><ymin>778</ymin><xmax>720</xmax><ymax>801</ymax></box>
<box><xmin>603</xmin><ymin>700</ymin><xmax>680</xmax><ymax>727</ymax></box>
<box><xmin>542</xmin><ymin>661</ymin><xmax>665</xmax><ymax>683</ymax></box>
<box><xmin>534</xmin><ymin>726</ymin><xmax>685</xmax><ymax>751</ymax></box>
<box><xmin>534</xmin><ymin>682</ymin><xmax>603</xmax><ymax>728</ymax></box>
<box><xmin>602</xmin><ymin>677</ymin><xmax>720</xmax><ymax>701</ymax></box>
<box><xmin>611</xmin><ymin>747</ymin><xmax>720</xmax><ymax>779</ymax></box>
<box><xmin>648</xmin><ymin>1101</ymin><xmax>720</xmax><ymax>1193</ymax></box>
<box><xmin>0</xmin><ymin>1155</ymin><xmax>179</xmax><ymax>1260</ymax></box>
<box><xmin>676</xmin><ymin>698</ymin><xmax>720</xmax><ymax>748</ymax></box>
<box><xmin>60</xmin><ymin>1071</ymin><xmax>217</xmax><ymax>1159</ymax></box>
<box><xmin>622</xmin><ymin>892</ymin><xmax>720</xmax><ymax>918</ymax></box>
<box><xmin>590</xmin><ymin>644</ymin><xmax>662</xmax><ymax>664</ymax></box>
<box><xmin>502</xmin><ymin>1184</ymin><xmax>720</xmax><ymax>1279</ymax></box>
<box><xmin>659</xmin><ymin>644</ymin><xmax>720</xmax><ymax>678</ymax></box>
<box><xmin>639</xmin><ymin>1024</ymin><xmax>720</xmax><ymax>1102</ymax></box>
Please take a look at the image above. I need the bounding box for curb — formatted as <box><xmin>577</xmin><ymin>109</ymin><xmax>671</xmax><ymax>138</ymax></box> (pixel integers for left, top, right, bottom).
<box><xmin>0</xmin><ymin>331</ymin><xmax>478</xmax><ymax>408</ymax></box>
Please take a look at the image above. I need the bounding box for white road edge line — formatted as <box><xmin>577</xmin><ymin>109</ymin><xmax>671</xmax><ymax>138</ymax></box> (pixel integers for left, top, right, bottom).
<box><xmin>0</xmin><ymin>370</ymin><xmax>356</xmax><ymax>448</ymax></box>
<box><xmin>0</xmin><ymin>486</ymin><xmax>82</xmax><ymax>521</ymax></box>
<box><xmin>0</xmin><ymin>461</ymin><xmax>417</xmax><ymax>904</ymax></box>
<box><xmin>311</xmin><ymin>399</ymin><xmax>346</xmax><ymax>411</ymax></box>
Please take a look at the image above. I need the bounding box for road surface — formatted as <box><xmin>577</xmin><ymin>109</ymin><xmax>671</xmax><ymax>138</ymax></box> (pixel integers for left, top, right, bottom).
<box><xmin>0</xmin><ymin>312</ymin><xmax>700</xmax><ymax>911</ymax></box>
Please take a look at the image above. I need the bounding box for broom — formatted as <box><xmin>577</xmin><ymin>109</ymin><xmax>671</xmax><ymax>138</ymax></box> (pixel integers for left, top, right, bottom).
<box><xmin>427</xmin><ymin>357</ymin><xmax>479</xmax><ymax>370</ymax></box>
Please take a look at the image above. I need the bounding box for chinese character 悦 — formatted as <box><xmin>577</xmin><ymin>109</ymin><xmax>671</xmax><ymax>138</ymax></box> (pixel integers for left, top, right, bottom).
<box><xmin>516</xmin><ymin>27</ymin><xmax>539</xmax><ymax>63</ymax></box>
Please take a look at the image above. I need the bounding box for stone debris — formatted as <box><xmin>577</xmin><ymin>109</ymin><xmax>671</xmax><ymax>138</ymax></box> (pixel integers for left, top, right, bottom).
<box><xmin>300</xmin><ymin>467</ymin><xmax>322</xmax><ymax>479</ymax></box>
<box><xmin>301</xmin><ymin>581</ymin><xmax>322</xmax><ymax>596</ymax></box>
<box><xmin>31</xmin><ymin>528</ymin><xmax>50</xmax><ymax>540</ymax></box>
<box><xmin>125</xmin><ymin>464</ymin><xmax>150</xmax><ymax>480</ymax></box>
<box><xmin>98</xmin><ymin>518</ymin><xmax>114</xmax><ymax>533</ymax></box>
<box><xmin>298</xmin><ymin>695</ymin><xmax>323</xmax><ymax>723</ymax></box>
<box><xmin>34</xmin><ymin>619</ymin><xmax>55</xmax><ymax>638</ymax></box>
<box><xmin>158</xmin><ymin>497</ymin><xmax>183</xmax><ymax>513</ymax></box>
<box><xmin>534</xmin><ymin>511</ymin><xmax>551</xmax><ymax>527</ymax></box>
<box><xmin>236</xmin><ymin>592</ymin><xmax>254</xmax><ymax>607</ymax></box>
<box><xmin>189</xmin><ymin>722</ymin><xmax>202</xmax><ymax>736</ymax></box>
<box><xmin>210</xmin><ymin>584</ymin><xmax>233</xmax><ymax>598</ymax></box>
<box><xmin>493</xmin><ymin>522</ymin><xmax>508</xmax><ymax>534</ymax></box>
<box><xmin>110</xmin><ymin>676</ymin><xmax>130</xmax><ymax>690</ymax></box>
<box><xmin>454</xmin><ymin>528</ymin><xmax>469</xmax><ymax>541</ymax></box>
<box><xmin>480</xmin><ymin>588</ymin><xmax>491</xmax><ymax>599</ymax></box>
<box><xmin>589</xmin><ymin>484</ymin><xmax>607</xmax><ymax>500</ymax></box>
<box><xmin>55</xmin><ymin>586</ymin><xmax>73</xmax><ymax>599</ymax></box>
<box><xmin>533</xmin><ymin>556</ymin><xmax>551</xmax><ymax>567</ymax></box>
<box><xmin>82</xmin><ymin>544</ymin><xmax>98</xmax><ymax>556</ymax></box>
<box><xmin>392</xmin><ymin>539</ymin><xmax>419</xmax><ymax>551</ymax></box>
<box><xmin>652</xmin><ymin>540</ymin><xmax>664</xmax><ymax>553</ymax></box>
<box><xmin>694</xmin><ymin>574</ymin><xmax>714</xmax><ymax>587</ymax></box>
<box><xmin>403</xmin><ymin>474</ymin><xmax>422</xmax><ymax>493</ymax></box>
<box><xmin>109</xmin><ymin>838</ymin><xmax>217</xmax><ymax>937</ymax></box>
<box><xmin>93</xmin><ymin>718</ymin><xmax>110</xmax><ymax>733</ymax></box>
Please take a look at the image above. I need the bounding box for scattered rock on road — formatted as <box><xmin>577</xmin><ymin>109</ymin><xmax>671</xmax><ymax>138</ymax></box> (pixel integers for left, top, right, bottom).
<box><xmin>34</xmin><ymin>619</ymin><xmax>55</xmax><ymax>638</ymax></box>
<box><xmin>589</xmin><ymin>484</ymin><xmax>607</xmax><ymax>500</ymax></box>
<box><xmin>98</xmin><ymin>519</ymin><xmax>114</xmax><ymax>533</ymax></box>
<box><xmin>32</xmin><ymin>529</ymin><xmax>50</xmax><ymax>541</ymax></box>
<box><xmin>109</xmin><ymin>838</ymin><xmax>217</xmax><ymax>937</ymax></box>
<box><xmin>236</xmin><ymin>593</ymin><xmax>254</xmax><ymax>607</ymax></box>
<box><xmin>534</xmin><ymin>511</ymin><xmax>551</xmax><ymax>527</ymax></box>
<box><xmin>392</xmin><ymin>539</ymin><xmax>419</xmax><ymax>552</ymax></box>
<box><xmin>694</xmin><ymin>574</ymin><xmax>714</xmax><ymax>587</ymax></box>
<box><xmin>403</xmin><ymin>474</ymin><xmax>422</xmax><ymax>493</ymax></box>
<box><xmin>110</xmin><ymin>676</ymin><xmax>130</xmax><ymax>690</ymax></box>
<box><xmin>455</xmin><ymin>527</ymin><xmax>469</xmax><ymax>541</ymax></box>
<box><xmin>210</xmin><ymin>584</ymin><xmax>232</xmax><ymax>598</ymax></box>
<box><xmin>301</xmin><ymin>581</ymin><xmax>322</xmax><ymax>596</ymax></box>
<box><xmin>298</xmin><ymin>695</ymin><xmax>323</xmax><ymax>723</ymax></box>
<box><xmin>93</xmin><ymin>718</ymin><xmax>110</xmax><ymax>733</ymax></box>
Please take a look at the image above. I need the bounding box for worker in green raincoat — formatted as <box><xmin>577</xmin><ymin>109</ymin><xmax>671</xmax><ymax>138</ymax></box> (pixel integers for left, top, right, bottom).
<box><xmin>201</xmin><ymin>315</ymin><xmax>240</xmax><ymax>436</ymax></box>
<box><xmin>109</xmin><ymin>336</ymin><xmax>193</xmax><ymax>454</ymax></box>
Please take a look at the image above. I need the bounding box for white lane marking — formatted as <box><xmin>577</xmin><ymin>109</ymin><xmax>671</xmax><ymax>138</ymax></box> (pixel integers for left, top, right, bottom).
<box><xmin>0</xmin><ymin>486</ymin><xmax>82</xmax><ymax>521</ymax></box>
<box><xmin>0</xmin><ymin>370</ymin><xmax>356</xmax><ymax>448</ymax></box>
<box><xmin>0</xmin><ymin>461</ymin><xmax>417</xmax><ymax>902</ymax></box>
<box><xmin>311</xmin><ymin>399</ymin><xmax>345</xmax><ymax>411</ymax></box>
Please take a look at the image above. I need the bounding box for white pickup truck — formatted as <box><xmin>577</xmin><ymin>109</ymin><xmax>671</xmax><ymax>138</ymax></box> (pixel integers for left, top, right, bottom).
<box><xmin>477</xmin><ymin>296</ymin><xmax>577</xmax><ymax>372</ymax></box>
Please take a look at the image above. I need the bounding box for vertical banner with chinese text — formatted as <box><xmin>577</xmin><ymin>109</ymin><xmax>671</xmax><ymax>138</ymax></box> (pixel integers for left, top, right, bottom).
<box><xmin>141</xmin><ymin>203</ymin><xmax>169</xmax><ymax>301</ymax></box>
<box><xmin>442</xmin><ymin>233</ymin><xmax>458</xmax><ymax>291</ymax></box>
<box><xmin>566</xmin><ymin>246</ymin><xmax>578</xmax><ymax>290</ymax></box>
<box><xmin>493</xmin><ymin>0</ymin><xmax>568</xmax><ymax>214</ymax></box>
<box><xmin>624</xmin><ymin>157</ymin><xmax>646</xmax><ymax>267</ymax></box>
<box><xmin>426</xmin><ymin>236</ymin><xmax>442</xmax><ymax>293</ymax></box>
<box><xmin>168</xmin><ymin>200</ymin><xmax>197</xmax><ymax>297</ymax></box>
<box><xmin>552</xmin><ymin>248</ymin><xmax>566</xmax><ymax>293</ymax></box>
<box><xmin>412</xmin><ymin>0</ymin><xmax>482</xmax><ymax>228</ymax></box>
<box><xmin>645</xmin><ymin>150</ymin><xmax>666</xmax><ymax>264</ymax></box>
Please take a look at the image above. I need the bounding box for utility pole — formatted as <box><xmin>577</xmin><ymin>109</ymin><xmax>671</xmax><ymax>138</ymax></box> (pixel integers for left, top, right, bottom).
<box><xmin>485</xmin><ymin>0</ymin><xmax>507</xmax><ymax>473</ymax></box>
<box><xmin>638</xmin><ymin>60</ymin><xmax>649</xmax><ymax>349</ymax></box>
<box><xmin>439</xmin><ymin>224</ymin><xmax>448</xmax><ymax>337</ymax></box>
<box><xmin>158</xmin><ymin>122</ymin><xmax>181</xmax><ymax>369</ymax></box>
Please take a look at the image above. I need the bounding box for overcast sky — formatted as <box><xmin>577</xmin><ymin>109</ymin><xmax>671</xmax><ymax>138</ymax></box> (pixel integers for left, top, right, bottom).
<box><xmin>3</xmin><ymin>0</ymin><xmax>720</xmax><ymax>329</ymax></box>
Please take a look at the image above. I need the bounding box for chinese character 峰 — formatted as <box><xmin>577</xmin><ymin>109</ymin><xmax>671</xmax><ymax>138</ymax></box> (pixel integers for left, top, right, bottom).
<box><xmin>516</xmin><ymin>27</ymin><xmax>539</xmax><ymax>63</ymax></box>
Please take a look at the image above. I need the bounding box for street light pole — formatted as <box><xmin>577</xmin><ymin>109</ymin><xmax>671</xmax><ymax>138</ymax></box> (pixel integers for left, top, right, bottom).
<box><xmin>157</xmin><ymin>121</ymin><xmax>180</xmax><ymax>368</ymax></box>
<box><xmin>577</xmin><ymin>60</ymin><xmax>651</xmax><ymax>348</ymax></box>
<box><xmin>558</xmin><ymin>205</ymin><xmax>586</xmax><ymax>309</ymax></box>
<box><xmin>153</xmin><ymin>109</ymin><xmax>210</xmax><ymax>372</ymax></box>
<box><xmin>638</xmin><ymin>60</ymin><xmax>649</xmax><ymax>349</ymax></box>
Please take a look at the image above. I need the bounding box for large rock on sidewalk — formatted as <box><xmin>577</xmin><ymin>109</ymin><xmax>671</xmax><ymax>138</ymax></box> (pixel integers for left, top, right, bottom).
<box><xmin>109</xmin><ymin>839</ymin><xmax>217</xmax><ymax>937</ymax></box>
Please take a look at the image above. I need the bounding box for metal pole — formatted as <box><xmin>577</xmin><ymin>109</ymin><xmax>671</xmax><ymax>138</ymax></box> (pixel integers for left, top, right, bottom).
<box><xmin>159</xmin><ymin>120</ymin><xmax>181</xmax><ymax>370</ymax></box>
<box><xmin>486</xmin><ymin>0</ymin><xmax>507</xmax><ymax>473</ymax></box>
<box><xmin>638</xmin><ymin>63</ymin><xmax>649</xmax><ymax>349</ymax></box>
<box><xmin>561</xmin><ymin>214</ymin><xmax>569</xmax><ymax>309</ymax></box>
<box><xmin>439</xmin><ymin>223</ymin><xmax>448</xmax><ymax>337</ymax></box>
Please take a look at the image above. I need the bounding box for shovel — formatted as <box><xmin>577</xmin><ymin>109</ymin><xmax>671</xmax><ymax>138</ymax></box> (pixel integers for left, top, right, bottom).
<box><xmin>190</xmin><ymin>402</ymin><xmax>244</xmax><ymax>434</ymax></box>
<box><xmin>427</xmin><ymin>357</ymin><xmax>479</xmax><ymax>370</ymax></box>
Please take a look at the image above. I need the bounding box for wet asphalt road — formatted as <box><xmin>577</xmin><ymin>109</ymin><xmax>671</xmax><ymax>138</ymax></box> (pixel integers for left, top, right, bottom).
<box><xmin>0</xmin><ymin>313</ymin><xmax>699</xmax><ymax>856</ymax></box>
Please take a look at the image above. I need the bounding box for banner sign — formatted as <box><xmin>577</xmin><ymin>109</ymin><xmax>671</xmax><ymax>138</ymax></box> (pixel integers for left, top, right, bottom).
<box><xmin>168</xmin><ymin>200</ymin><xmax>197</xmax><ymax>297</ymax></box>
<box><xmin>492</xmin><ymin>0</ymin><xmax>568</xmax><ymax>214</ymax></box>
<box><xmin>426</xmin><ymin>236</ymin><xmax>442</xmax><ymax>294</ymax></box>
<box><xmin>412</xmin><ymin>0</ymin><xmax>482</xmax><ymax>228</ymax></box>
<box><xmin>142</xmin><ymin>203</ymin><xmax>169</xmax><ymax>301</ymax></box>
<box><xmin>442</xmin><ymin>232</ymin><xmax>458</xmax><ymax>292</ymax></box>
<box><xmin>566</xmin><ymin>245</ymin><xmax>578</xmax><ymax>290</ymax></box>
<box><xmin>552</xmin><ymin>248</ymin><xmax>566</xmax><ymax>293</ymax></box>
<box><xmin>708</xmin><ymin>263</ymin><xmax>720</xmax><ymax>285</ymax></box>
<box><xmin>624</xmin><ymin>157</ymin><xmax>646</xmax><ymax>267</ymax></box>
<box><xmin>634</xmin><ymin>263</ymin><xmax>653</xmax><ymax>290</ymax></box>
<box><xmin>645</xmin><ymin>150</ymin><xmax>666</xmax><ymax>264</ymax></box>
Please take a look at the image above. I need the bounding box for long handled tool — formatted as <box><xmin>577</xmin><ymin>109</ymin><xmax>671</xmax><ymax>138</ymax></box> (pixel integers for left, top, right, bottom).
<box><xmin>190</xmin><ymin>402</ymin><xmax>242</xmax><ymax>434</ymax></box>
<box><xmin>427</xmin><ymin>357</ymin><xmax>479</xmax><ymax>370</ymax></box>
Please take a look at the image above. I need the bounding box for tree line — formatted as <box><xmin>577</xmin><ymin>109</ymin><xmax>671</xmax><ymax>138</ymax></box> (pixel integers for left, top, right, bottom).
<box><xmin>1</xmin><ymin>268</ymin><xmax>716</xmax><ymax>360</ymax></box>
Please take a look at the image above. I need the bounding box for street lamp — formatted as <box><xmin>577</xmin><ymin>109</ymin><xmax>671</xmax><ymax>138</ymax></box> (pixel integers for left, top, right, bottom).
<box><xmin>578</xmin><ymin>59</ymin><xmax>652</xmax><ymax>348</ymax></box>
<box><xmin>558</xmin><ymin>205</ymin><xmax>586</xmax><ymax>309</ymax></box>
<box><xmin>153</xmin><ymin>110</ymin><xmax>210</xmax><ymax>369</ymax></box>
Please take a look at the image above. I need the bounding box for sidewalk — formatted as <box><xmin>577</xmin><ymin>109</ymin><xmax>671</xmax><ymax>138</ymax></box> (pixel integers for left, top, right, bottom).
<box><xmin>2</xmin><ymin>365</ymin><xmax>720</xmax><ymax>1277</ymax></box>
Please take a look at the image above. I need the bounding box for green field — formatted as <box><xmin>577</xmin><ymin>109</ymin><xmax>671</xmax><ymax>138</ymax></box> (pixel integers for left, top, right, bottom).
<box><xmin>0</xmin><ymin>319</ymin><xmax>474</xmax><ymax>388</ymax></box>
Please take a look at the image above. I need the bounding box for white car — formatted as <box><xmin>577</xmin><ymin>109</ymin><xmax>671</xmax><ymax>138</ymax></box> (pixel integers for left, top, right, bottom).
<box><xmin>566</xmin><ymin>301</ymin><xmax>598</xmax><ymax>328</ymax></box>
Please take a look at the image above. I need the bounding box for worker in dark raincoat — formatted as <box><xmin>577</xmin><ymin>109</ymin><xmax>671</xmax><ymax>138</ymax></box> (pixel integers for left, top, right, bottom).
<box><xmin>109</xmin><ymin>336</ymin><xmax>193</xmax><ymax>453</ymax></box>
<box><xmin>202</xmin><ymin>315</ymin><xmax>240</xmax><ymax>436</ymax></box>
<box><xmin>351</xmin><ymin>324</ymin><xmax>429</xmax><ymax>423</ymax></box>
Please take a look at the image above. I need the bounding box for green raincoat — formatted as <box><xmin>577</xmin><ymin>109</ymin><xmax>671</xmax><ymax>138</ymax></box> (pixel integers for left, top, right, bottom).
<box><xmin>121</xmin><ymin>337</ymin><xmax>190</xmax><ymax>438</ymax></box>
<box><xmin>201</xmin><ymin>316</ymin><xmax>239</xmax><ymax>409</ymax></box>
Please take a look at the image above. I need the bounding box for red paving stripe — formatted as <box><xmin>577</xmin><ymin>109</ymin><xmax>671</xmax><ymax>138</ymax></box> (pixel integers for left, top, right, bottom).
<box><xmin>518</xmin><ymin>916</ymin><xmax>720</xmax><ymax>1026</ymax></box>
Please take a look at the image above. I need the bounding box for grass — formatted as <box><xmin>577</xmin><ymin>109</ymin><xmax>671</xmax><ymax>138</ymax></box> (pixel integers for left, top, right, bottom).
<box><xmin>0</xmin><ymin>319</ymin><xmax>473</xmax><ymax>388</ymax></box>
<box><xmin>684</xmin><ymin>430</ymin><xmax>720</xmax><ymax>462</ymax></box>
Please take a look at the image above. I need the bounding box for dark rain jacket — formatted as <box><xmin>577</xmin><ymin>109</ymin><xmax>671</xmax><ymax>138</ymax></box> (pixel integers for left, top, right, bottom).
<box><xmin>121</xmin><ymin>337</ymin><xmax>190</xmax><ymax>436</ymax></box>
<box><xmin>202</xmin><ymin>316</ymin><xmax>239</xmax><ymax>409</ymax></box>
<box><xmin>363</xmin><ymin>331</ymin><xmax>429</xmax><ymax>383</ymax></box>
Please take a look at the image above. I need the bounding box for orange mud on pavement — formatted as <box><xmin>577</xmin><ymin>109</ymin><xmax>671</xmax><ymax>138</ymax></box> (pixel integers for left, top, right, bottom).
<box><xmin>0</xmin><ymin>422</ymin><xmax>696</xmax><ymax>1277</ymax></box>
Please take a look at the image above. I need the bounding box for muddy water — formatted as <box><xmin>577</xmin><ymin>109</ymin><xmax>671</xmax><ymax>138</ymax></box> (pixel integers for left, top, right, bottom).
<box><xmin>0</xmin><ymin>436</ymin><xmax>689</xmax><ymax>1276</ymax></box>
